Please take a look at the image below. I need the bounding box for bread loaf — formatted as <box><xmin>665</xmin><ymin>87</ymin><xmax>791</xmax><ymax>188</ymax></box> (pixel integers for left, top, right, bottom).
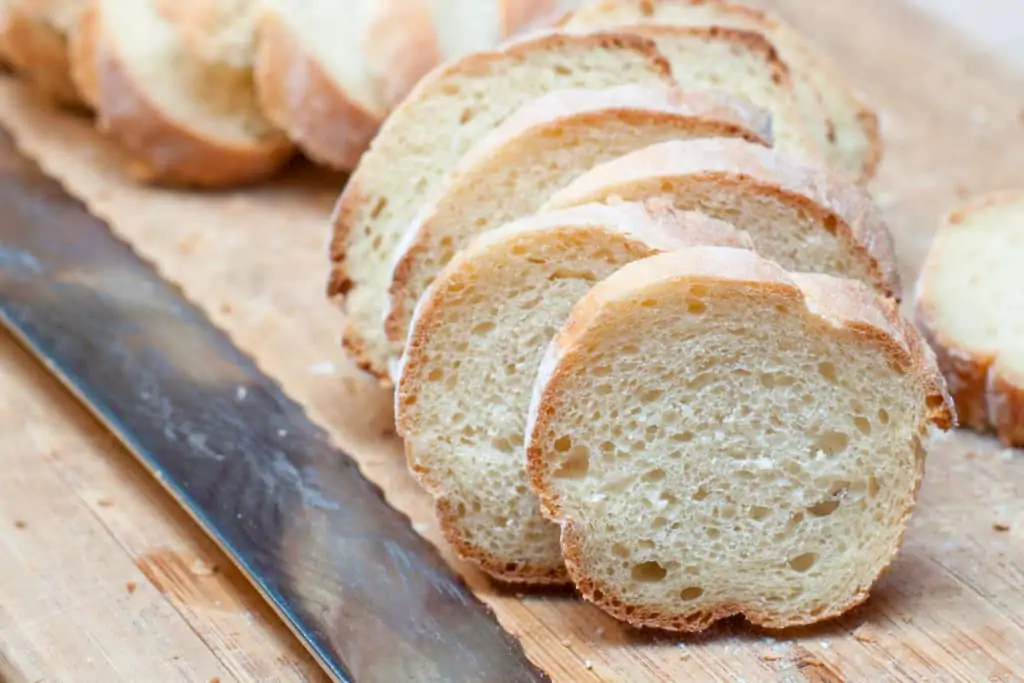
<box><xmin>328</xmin><ymin>31</ymin><xmax>675</xmax><ymax>382</ymax></box>
<box><xmin>383</xmin><ymin>84</ymin><xmax>772</xmax><ymax>378</ymax></box>
<box><xmin>561</xmin><ymin>0</ymin><xmax>880</xmax><ymax>181</ymax></box>
<box><xmin>543</xmin><ymin>137</ymin><xmax>900</xmax><ymax>298</ymax></box>
<box><xmin>395</xmin><ymin>203</ymin><xmax>750</xmax><ymax>583</ymax></box>
<box><xmin>526</xmin><ymin>246</ymin><xmax>953</xmax><ymax>630</ymax></box>
<box><xmin>915</xmin><ymin>193</ymin><xmax>1024</xmax><ymax>447</ymax></box>
<box><xmin>71</xmin><ymin>0</ymin><xmax>293</xmax><ymax>188</ymax></box>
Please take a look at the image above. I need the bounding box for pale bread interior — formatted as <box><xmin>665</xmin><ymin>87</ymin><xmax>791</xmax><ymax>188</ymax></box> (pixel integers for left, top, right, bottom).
<box><xmin>543</xmin><ymin>137</ymin><xmax>887</xmax><ymax>294</ymax></box>
<box><xmin>335</xmin><ymin>33</ymin><xmax>673</xmax><ymax>377</ymax></box>
<box><xmin>431</xmin><ymin>0</ymin><xmax>502</xmax><ymax>59</ymax></box>
<box><xmin>529</xmin><ymin>248</ymin><xmax>934</xmax><ymax>628</ymax></box>
<box><xmin>396</xmin><ymin>204</ymin><xmax>749</xmax><ymax>582</ymax></box>
<box><xmin>383</xmin><ymin>84</ymin><xmax>771</xmax><ymax>376</ymax></box>
<box><xmin>101</xmin><ymin>0</ymin><xmax>282</xmax><ymax>145</ymax></box>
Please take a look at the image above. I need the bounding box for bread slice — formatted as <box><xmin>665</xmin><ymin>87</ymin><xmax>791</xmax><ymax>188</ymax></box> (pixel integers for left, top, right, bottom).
<box><xmin>559</xmin><ymin>20</ymin><xmax>826</xmax><ymax>166</ymax></box>
<box><xmin>560</xmin><ymin>0</ymin><xmax>880</xmax><ymax>181</ymax></box>
<box><xmin>71</xmin><ymin>0</ymin><xmax>294</xmax><ymax>188</ymax></box>
<box><xmin>543</xmin><ymin>137</ymin><xmax>900</xmax><ymax>298</ymax></box>
<box><xmin>0</xmin><ymin>0</ymin><xmax>87</xmax><ymax>108</ymax></box>
<box><xmin>328</xmin><ymin>31</ymin><xmax>675</xmax><ymax>382</ymax></box>
<box><xmin>526</xmin><ymin>246</ymin><xmax>953</xmax><ymax>630</ymax></box>
<box><xmin>915</xmin><ymin>193</ymin><xmax>1024</xmax><ymax>447</ymax></box>
<box><xmin>253</xmin><ymin>0</ymin><xmax>438</xmax><ymax>170</ymax></box>
<box><xmin>431</xmin><ymin>0</ymin><xmax>581</xmax><ymax>61</ymax></box>
<box><xmin>383</xmin><ymin>84</ymin><xmax>772</xmax><ymax>379</ymax></box>
<box><xmin>395</xmin><ymin>203</ymin><xmax>751</xmax><ymax>583</ymax></box>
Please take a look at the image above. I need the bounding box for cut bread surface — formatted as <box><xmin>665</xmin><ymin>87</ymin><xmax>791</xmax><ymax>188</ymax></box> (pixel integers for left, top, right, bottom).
<box><xmin>383</xmin><ymin>84</ymin><xmax>773</xmax><ymax>378</ymax></box>
<box><xmin>78</xmin><ymin>0</ymin><xmax>293</xmax><ymax>187</ymax></box>
<box><xmin>561</xmin><ymin>19</ymin><xmax>826</xmax><ymax>166</ymax></box>
<box><xmin>328</xmin><ymin>31</ymin><xmax>675</xmax><ymax>381</ymax></box>
<box><xmin>561</xmin><ymin>0</ymin><xmax>880</xmax><ymax>181</ymax></box>
<box><xmin>526</xmin><ymin>246</ymin><xmax>952</xmax><ymax>630</ymax></box>
<box><xmin>395</xmin><ymin>203</ymin><xmax>751</xmax><ymax>584</ymax></box>
<box><xmin>915</xmin><ymin>193</ymin><xmax>1024</xmax><ymax>446</ymax></box>
<box><xmin>543</xmin><ymin>137</ymin><xmax>900</xmax><ymax>298</ymax></box>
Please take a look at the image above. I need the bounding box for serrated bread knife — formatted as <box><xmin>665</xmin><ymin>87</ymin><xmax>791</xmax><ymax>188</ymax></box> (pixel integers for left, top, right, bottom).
<box><xmin>0</xmin><ymin>131</ymin><xmax>549</xmax><ymax>683</ymax></box>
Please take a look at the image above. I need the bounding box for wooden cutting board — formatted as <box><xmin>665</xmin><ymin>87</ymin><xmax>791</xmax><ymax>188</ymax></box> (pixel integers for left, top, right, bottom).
<box><xmin>1</xmin><ymin>1</ymin><xmax>1023</xmax><ymax>681</ymax></box>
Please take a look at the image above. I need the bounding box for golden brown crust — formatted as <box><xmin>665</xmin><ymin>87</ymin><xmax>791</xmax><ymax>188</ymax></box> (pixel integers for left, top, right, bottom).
<box><xmin>0</xmin><ymin>4</ymin><xmax>86</xmax><ymax>109</ymax></box>
<box><xmin>66</xmin><ymin>4</ymin><xmax>97</xmax><ymax>108</ymax></box>
<box><xmin>543</xmin><ymin>137</ymin><xmax>901</xmax><ymax>298</ymax></box>
<box><xmin>526</xmin><ymin>247</ymin><xmax>952</xmax><ymax>631</ymax></box>
<box><xmin>434</xmin><ymin>498</ymin><xmax>570</xmax><ymax>585</ymax></box>
<box><xmin>254</xmin><ymin>8</ymin><xmax>383</xmax><ymax>172</ymax></box>
<box><xmin>915</xmin><ymin>192</ymin><xmax>1024</xmax><ymax>446</ymax></box>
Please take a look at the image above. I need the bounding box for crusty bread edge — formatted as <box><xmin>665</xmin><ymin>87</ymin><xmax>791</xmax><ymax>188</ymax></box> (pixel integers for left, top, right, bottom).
<box><xmin>526</xmin><ymin>246</ymin><xmax>952</xmax><ymax>631</ymax></box>
<box><xmin>363</xmin><ymin>0</ymin><xmax>440</xmax><ymax>109</ymax></box>
<box><xmin>381</xmin><ymin>85</ymin><xmax>774</xmax><ymax>359</ymax></box>
<box><xmin>254</xmin><ymin>7</ymin><xmax>383</xmax><ymax>172</ymax></box>
<box><xmin>914</xmin><ymin>191</ymin><xmax>1024</xmax><ymax>446</ymax></box>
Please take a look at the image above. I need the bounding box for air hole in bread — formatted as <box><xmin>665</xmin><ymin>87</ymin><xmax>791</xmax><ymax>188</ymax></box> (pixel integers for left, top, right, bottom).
<box><xmin>706</xmin><ymin>527</ymin><xmax>721</xmax><ymax>539</ymax></box>
<box><xmin>671</xmin><ymin>431</ymin><xmax>694</xmax><ymax>444</ymax></box>
<box><xmin>877</xmin><ymin>408</ymin><xmax>890</xmax><ymax>424</ymax></box>
<box><xmin>651</xmin><ymin>517</ymin><xmax>668</xmax><ymax>529</ymax></box>
<box><xmin>775</xmin><ymin>304</ymin><xmax>790</xmax><ymax>314</ymax></box>
<box><xmin>749</xmin><ymin>505</ymin><xmax>771</xmax><ymax>521</ymax></box>
<box><xmin>788</xmin><ymin>553</ymin><xmax>818</xmax><ymax>572</ymax></box>
<box><xmin>823</xmin><ymin>214</ymin><xmax>839</xmax><ymax>233</ymax></box>
<box><xmin>807</xmin><ymin>499</ymin><xmax>840</xmax><ymax>517</ymax></box>
<box><xmin>868</xmin><ymin>475</ymin><xmax>880</xmax><ymax>497</ymax></box>
<box><xmin>813</xmin><ymin>431</ymin><xmax>850</xmax><ymax>456</ymax></box>
<box><xmin>631</xmin><ymin>561</ymin><xmax>668</xmax><ymax>582</ymax></box>
<box><xmin>818</xmin><ymin>362</ymin><xmax>838</xmax><ymax>384</ymax></box>
<box><xmin>548</xmin><ymin>267</ymin><xmax>598</xmax><ymax>281</ymax></box>
<box><xmin>471</xmin><ymin>321</ymin><xmax>496</xmax><ymax>335</ymax></box>
<box><xmin>554</xmin><ymin>446</ymin><xmax>591</xmax><ymax>479</ymax></box>
<box><xmin>369</xmin><ymin>197</ymin><xmax>388</xmax><ymax>220</ymax></box>
<box><xmin>459</xmin><ymin>108</ymin><xmax>475</xmax><ymax>125</ymax></box>
<box><xmin>640</xmin><ymin>298</ymin><xmax>659</xmax><ymax>308</ymax></box>
<box><xmin>596</xmin><ymin>384</ymin><xmax>613</xmax><ymax>396</ymax></box>
<box><xmin>680</xmin><ymin>586</ymin><xmax>704</xmax><ymax>601</ymax></box>
<box><xmin>491</xmin><ymin>437</ymin><xmax>515</xmax><ymax>454</ymax></box>
<box><xmin>759</xmin><ymin>372</ymin><xmax>796</xmax><ymax>389</ymax></box>
<box><xmin>427</xmin><ymin>368</ymin><xmax>444</xmax><ymax>382</ymax></box>
<box><xmin>554</xmin><ymin>435</ymin><xmax>572</xmax><ymax>452</ymax></box>
<box><xmin>854</xmin><ymin>416</ymin><xmax>872</xmax><ymax>435</ymax></box>
<box><xmin>692</xmin><ymin>485</ymin><xmax>709</xmax><ymax>501</ymax></box>
<box><xmin>687</xmin><ymin>300</ymin><xmax>707</xmax><ymax>314</ymax></box>
<box><xmin>612</xmin><ymin>543</ymin><xmax>631</xmax><ymax>558</ymax></box>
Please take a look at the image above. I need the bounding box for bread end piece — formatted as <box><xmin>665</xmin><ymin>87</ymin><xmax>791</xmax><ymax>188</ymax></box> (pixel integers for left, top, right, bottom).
<box><xmin>915</xmin><ymin>192</ymin><xmax>1024</xmax><ymax>446</ymax></box>
<box><xmin>1</xmin><ymin>4</ymin><xmax>87</xmax><ymax>109</ymax></box>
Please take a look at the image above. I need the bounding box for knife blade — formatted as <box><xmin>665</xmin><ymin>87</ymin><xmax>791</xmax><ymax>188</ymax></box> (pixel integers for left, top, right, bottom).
<box><xmin>0</xmin><ymin>131</ymin><xmax>550</xmax><ymax>683</ymax></box>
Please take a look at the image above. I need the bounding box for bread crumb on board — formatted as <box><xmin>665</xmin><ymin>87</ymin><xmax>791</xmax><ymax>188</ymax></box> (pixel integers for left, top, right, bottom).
<box><xmin>994</xmin><ymin>522</ymin><xmax>1011</xmax><ymax>532</ymax></box>
<box><xmin>854</xmin><ymin>629</ymin><xmax>878</xmax><ymax>644</ymax></box>
<box><xmin>761</xmin><ymin>651</ymin><xmax>782</xmax><ymax>662</ymax></box>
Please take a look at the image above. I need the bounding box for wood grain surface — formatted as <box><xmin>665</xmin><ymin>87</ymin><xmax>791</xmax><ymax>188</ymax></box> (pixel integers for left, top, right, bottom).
<box><xmin>0</xmin><ymin>1</ymin><xmax>1022</xmax><ymax>681</ymax></box>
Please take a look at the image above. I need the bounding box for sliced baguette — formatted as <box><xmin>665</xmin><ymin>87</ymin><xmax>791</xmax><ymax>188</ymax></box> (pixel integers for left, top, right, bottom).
<box><xmin>383</xmin><ymin>84</ymin><xmax>772</xmax><ymax>378</ymax></box>
<box><xmin>328</xmin><ymin>31</ymin><xmax>675</xmax><ymax>382</ymax></box>
<box><xmin>395</xmin><ymin>203</ymin><xmax>751</xmax><ymax>583</ymax></box>
<box><xmin>915</xmin><ymin>193</ymin><xmax>1024</xmax><ymax>447</ymax></box>
<box><xmin>71</xmin><ymin>0</ymin><xmax>293</xmax><ymax>188</ymax></box>
<box><xmin>526</xmin><ymin>246</ymin><xmax>953</xmax><ymax>630</ymax></box>
<box><xmin>561</xmin><ymin>0</ymin><xmax>880</xmax><ymax>181</ymax></box>
<box><xmin>431</xmin><ymin>0</ymin><xmax>580</xmax><ymax>62</ymax></box>
<box><xmin>543</xmin><ymin>137</ymin><xmax>900</xmax><ymax>298</ymax></box>
<box><xmin>560</xmin><ymin>20</ymin><xmax>825</xmax><ymax>165</ymax></box>
<box><xmin>0</xmin><ymin>0</ymin><xmax>87</xmax><ymax>108</ymax></box>
<box><xmin>154</xmin><ymin>0</ymin><xmax>260</xmax><ymax>69</ymax></box>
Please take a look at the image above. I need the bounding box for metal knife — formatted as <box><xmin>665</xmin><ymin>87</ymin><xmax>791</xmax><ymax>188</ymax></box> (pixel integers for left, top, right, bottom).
<box><xmin>0</xmin><ymin>131</ymin><xmax>549</xmax><ymax>683</ymax></box>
